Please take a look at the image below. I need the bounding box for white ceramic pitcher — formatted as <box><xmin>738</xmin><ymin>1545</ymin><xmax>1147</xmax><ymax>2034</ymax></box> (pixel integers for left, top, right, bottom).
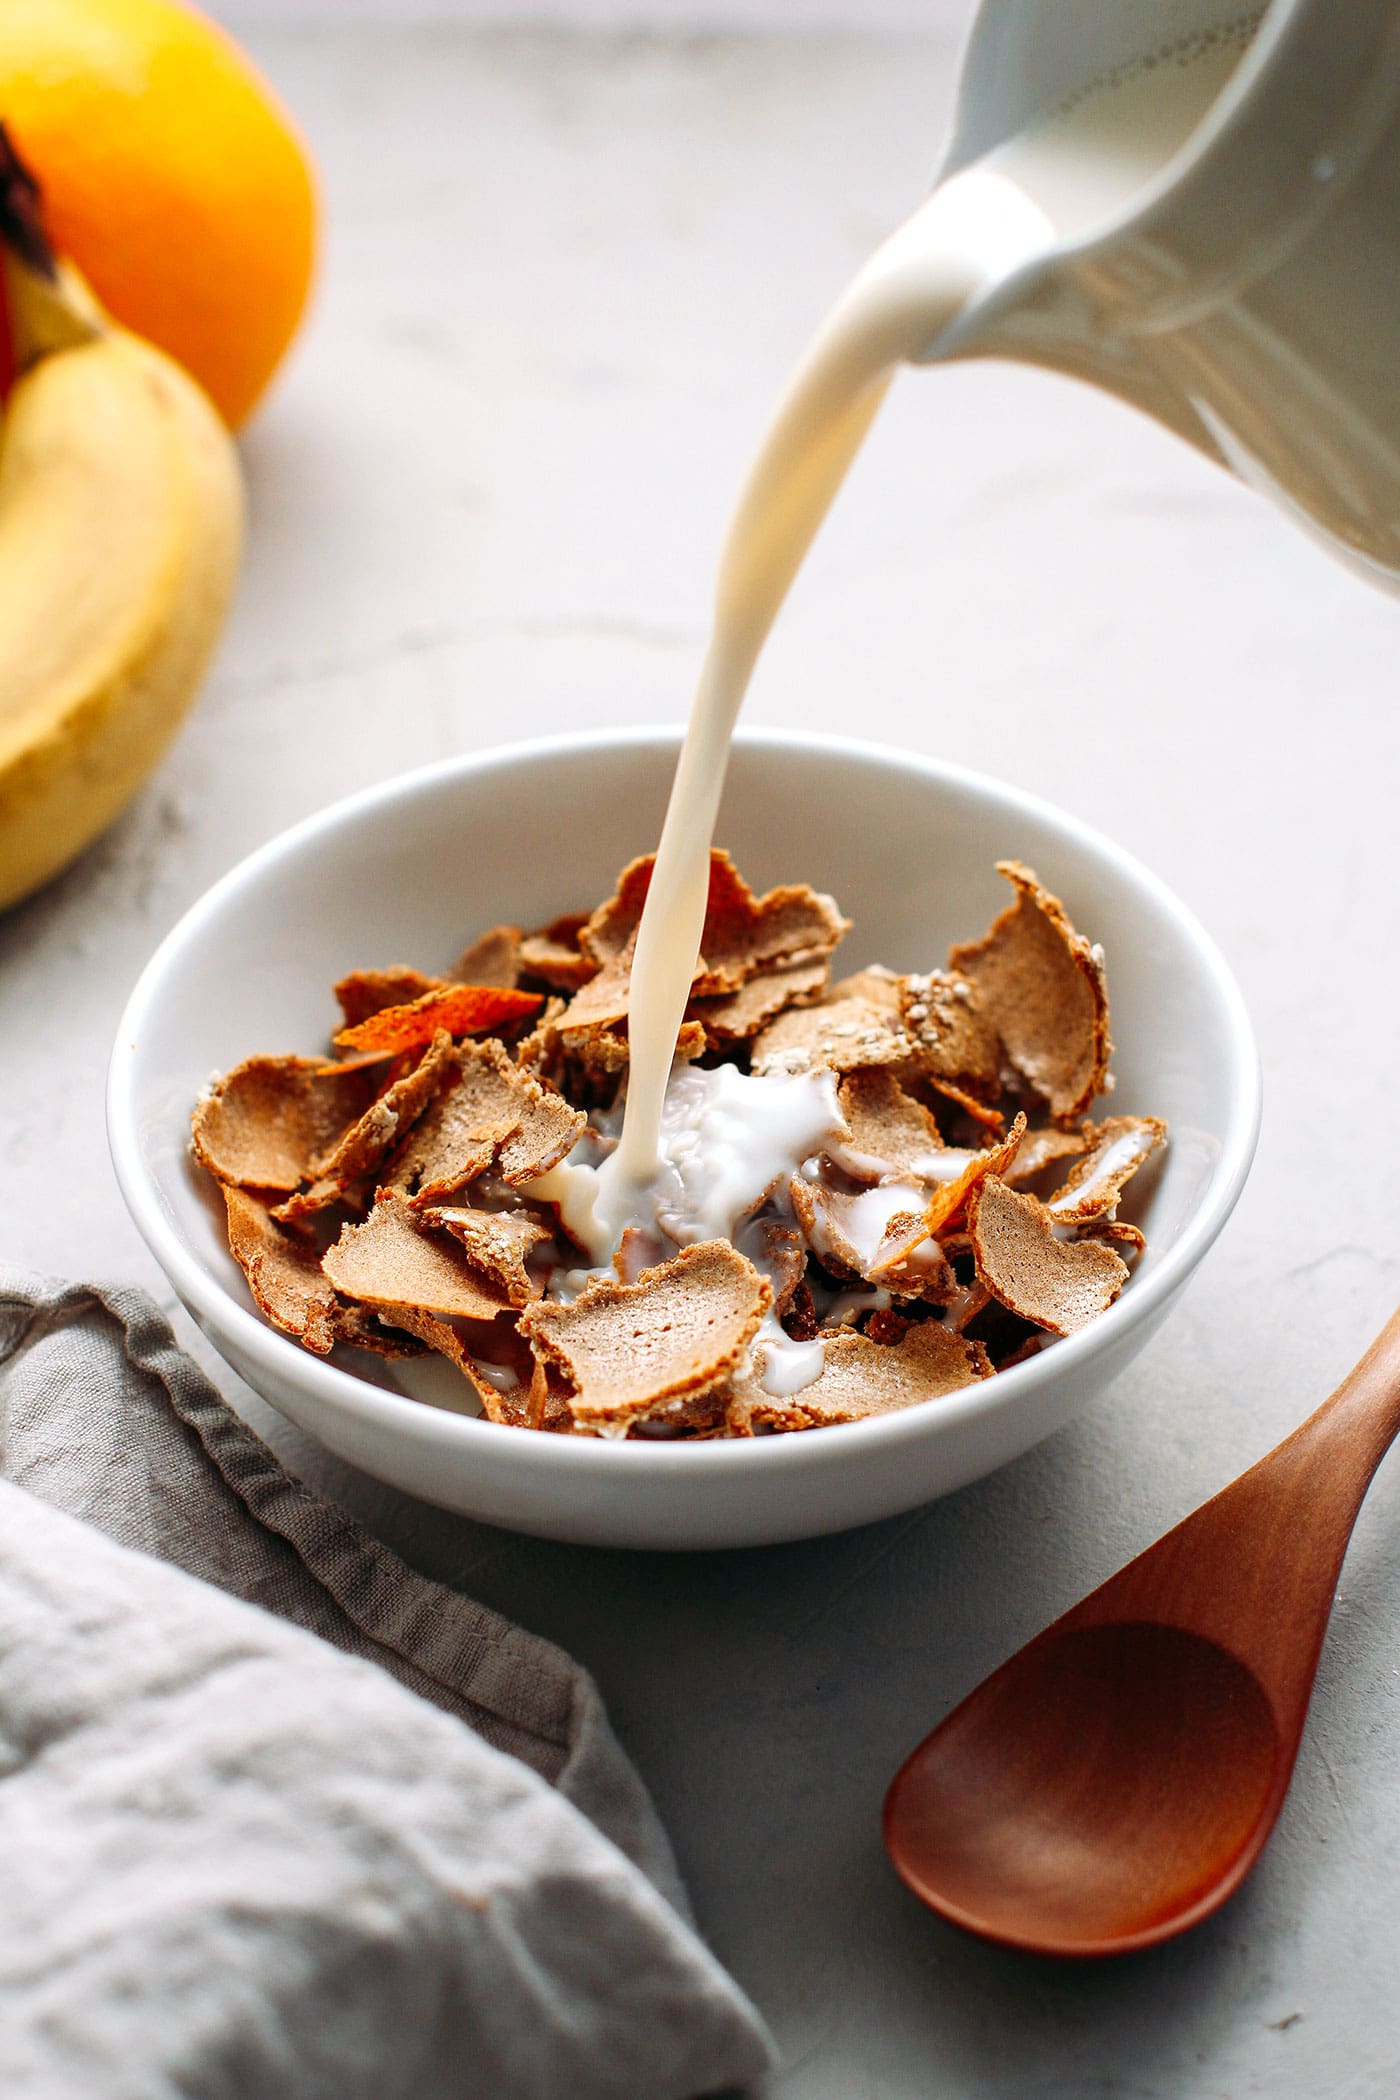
<box><xmin>921</xmin><ymin>0</ymin><xmax>1400</xmax><ymax>585</ymax></box>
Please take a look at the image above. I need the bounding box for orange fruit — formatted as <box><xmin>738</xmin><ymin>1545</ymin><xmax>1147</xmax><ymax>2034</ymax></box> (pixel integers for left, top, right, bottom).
<box><xmin>0</xmin><ymin>0</ymin><xmax>316</xmax><ymax>426</ymax></box>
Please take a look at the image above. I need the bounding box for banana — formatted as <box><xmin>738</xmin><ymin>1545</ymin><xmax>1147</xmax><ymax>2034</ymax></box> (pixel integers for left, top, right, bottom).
<box><xmin>0</xmin><ymin>139</ymin><xmax>244</xmax><ymax>912</ymax></box>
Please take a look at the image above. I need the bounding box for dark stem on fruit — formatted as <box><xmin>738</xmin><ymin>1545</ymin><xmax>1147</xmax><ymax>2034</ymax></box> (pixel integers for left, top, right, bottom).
<box><xmin>0</xmin><ymin>123</ymin><xmax>58</xmax><ymax>280</ymax></box>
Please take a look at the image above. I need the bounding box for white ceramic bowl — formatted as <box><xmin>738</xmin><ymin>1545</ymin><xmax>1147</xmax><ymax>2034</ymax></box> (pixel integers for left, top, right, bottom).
<box><xmin>109</xmin><ymin>730</ymin><xmax>1259</xmax><ymax>1550</ymax></box>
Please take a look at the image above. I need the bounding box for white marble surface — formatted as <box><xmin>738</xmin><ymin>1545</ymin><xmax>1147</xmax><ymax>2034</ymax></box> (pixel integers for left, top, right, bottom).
<box><xmin>4</xmin><ymin>24</ymin><xmax>1400</xmax><ymax>2097</ymax></box>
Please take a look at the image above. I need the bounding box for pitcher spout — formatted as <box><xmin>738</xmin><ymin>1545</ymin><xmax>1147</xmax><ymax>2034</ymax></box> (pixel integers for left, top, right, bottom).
<box><xmin>919</xmin><ymin>0</ymin><xmax>1400</xmax><ymax>585</ymax></box>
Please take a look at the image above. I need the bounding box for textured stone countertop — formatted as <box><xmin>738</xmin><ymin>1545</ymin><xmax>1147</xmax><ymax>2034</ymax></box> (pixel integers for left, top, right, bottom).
<box><xmin>4</xmin><ymin>24</ymin><xmax>1398</xmax><ymax>2099</ymax></box>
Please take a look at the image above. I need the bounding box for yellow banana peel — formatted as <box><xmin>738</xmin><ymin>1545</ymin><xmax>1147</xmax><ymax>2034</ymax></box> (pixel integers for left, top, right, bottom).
<box><xmin>0</xmin><ymin>129</ymin><xmax>244</xmax><ymax>911</ymax></box>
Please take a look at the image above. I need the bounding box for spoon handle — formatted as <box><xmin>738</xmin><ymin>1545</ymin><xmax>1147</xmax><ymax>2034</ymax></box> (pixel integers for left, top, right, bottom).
<box><xmin>1298</xmin><ymin>1303</ymin><xmax>1400</xmax><ymax>1477</ymax></box>
<box><xmin>1063</xmin><ymin>1306</ymin><xmax>1400</xmax><ymax>1735</ymax></box>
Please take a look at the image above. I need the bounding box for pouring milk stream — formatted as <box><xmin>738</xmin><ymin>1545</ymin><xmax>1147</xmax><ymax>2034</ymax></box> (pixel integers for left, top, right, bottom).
<box><xmin>576</xmin><ymin>18</ymin><xmax>1261</xmax><ymax>1245</ymax></box>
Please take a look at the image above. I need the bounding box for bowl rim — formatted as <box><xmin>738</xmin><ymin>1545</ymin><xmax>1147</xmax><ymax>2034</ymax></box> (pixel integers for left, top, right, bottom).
<box><xmin>108</xmin><ymin>725</ymin><xmax>1261</xmax><ymax>1481</ymax></box>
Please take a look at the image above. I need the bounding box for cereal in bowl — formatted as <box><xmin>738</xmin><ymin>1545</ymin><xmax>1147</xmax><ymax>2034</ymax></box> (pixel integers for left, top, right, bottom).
<box><xmin>192</xmin><ymin>856</ymin><xmax>1165</xmax><ymax>1438</ymax></box>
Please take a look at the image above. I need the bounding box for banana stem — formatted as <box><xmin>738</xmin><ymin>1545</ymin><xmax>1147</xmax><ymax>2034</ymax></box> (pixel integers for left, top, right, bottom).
<box><xmin>0</xmin><ymin>122</ymin><xmax>103</xmax><ymax>372</ymax></box>
<box><xmin>0</xmin><ymin>123</ymin><xmax>55</xmax><ymax>280</ymax></box>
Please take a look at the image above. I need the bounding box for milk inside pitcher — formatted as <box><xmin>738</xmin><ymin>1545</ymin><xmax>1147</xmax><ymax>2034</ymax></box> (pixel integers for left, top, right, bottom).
<box><xmin>919</xmin><ymin>0</ymin><xmax>1400</xmax><ymax>588</ymax></box>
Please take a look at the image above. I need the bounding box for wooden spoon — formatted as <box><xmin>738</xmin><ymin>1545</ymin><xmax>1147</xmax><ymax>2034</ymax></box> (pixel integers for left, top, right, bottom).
<box><xmin>884</xmin><ymin>1308</ymin><xmax>1400</xmax><ymax>1957</ymax></box>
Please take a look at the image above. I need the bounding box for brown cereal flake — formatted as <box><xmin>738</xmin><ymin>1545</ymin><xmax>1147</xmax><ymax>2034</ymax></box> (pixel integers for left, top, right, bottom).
<box><xmin>515</xmin><ymin>996</ymin><xmax>568</xmax><ymax>1076</ymax></box>
<box><xmin>451</xmin><ymin>925</ymin><xmax>523</xmax><ymax>989</ymax></box>
<box><xmin>726</xmin><ymin>1218</ymin><xmax>807</xmax><ymax>1317</ymax></box>
<box><xmin>625</xmin><ymin>1389</ymin><xmax>733</xmax><ymax>1440</ymax></box>
<box><xmin>1079</xmin><ymin>1217</ymin><xmax>1148</xmax><ymax>1254</ymax></box>
<box><xmin>832</xmin><ymin>1069</ymin><xmax>947</xmax><ymax>1183</ymax></box>
<box><xmin>924</xmin><ymin>1079</ymin><xmax>1008</xmax><ymax>1134</ymax></box>
<box><xmin>335</xmin><ymin>967</ymin><xmax>445</xmax><ymax>1030</ymax></box>
<box><xmin>567</xmin><ymin>1018</ymin><xmax>707</xmax><ymax>1079</ymax></box>
<box><xmin>518</xmin><ymin>914</ymin><xmax>598</xmax><ymax>992</ymax></box>
<box><xmin>1043</xmin><ymin>1115</ymin><xmax>1167</xmax><ymax>1223</ymax></box>
<box><xmin>949</xmin><ymin>862</ymin><xmax>1112</xmax><ymax>1122</ymax></box>
<box><xmin>495</xmin><ymin>1065</ymin><xmax>588</xmax><ymax>1184</ymax></box>
<box><xmin>792</xmin><ymin>1321</ymin><xmax>992</xmax><ymax>1424</ymax></box>
<box><xmin>689</xmin><ymin>853</ymin><xmax>848</xmax><ymax>994</ymax></box>
<box><xmin>751</xmin><ymin>990</ymin><xmax>911</xmax><ymax>1078</ymax></box>
<box><xmin>525</xmin><ymin>1354</ymin><xmax>581</xmax><ymax>1435</ymax></box>
<box><xmin>386</xmin><ymin>1038</ymin><xmax>584</xmax><ymax>1201</ymax></box>
<box><xmin>905</xmin><ymin>1111</ymin><xmax>1028</xmax><ymax>1243</ymax></box>
<box><xmin>943</xmin><ymin>1279</ymin><xmax>993</xmax><ymax>1333</ymax></box>
<box><xmin>1002</xmin><ymin>1125</ymin><xmax>1090</xmax><ymax>1188</ymax></box>
<box><xmin>274</xmin><ymin>1032</ymin><xmax>456</xmax><ymax>1220</ymax></box>
<box><xmin>829</xmin><ymin>964</ymin><xmax>903</xmax><ymax>1009</ymax></box>
<box><xmin>419</xmin><ymin>1202</ymin><xmax>549</xmax><ymax>1307</ymax></box>
<box><xmin>967</xmin><ymin>1175</ymin><xmax>1130</xmax><ymax>1336</ymax></box>
<box><xmin>332</xmin><ymin>1305</ymin><xmax>430</xmax><ymax>1360</ymax></box>
<box><xmin>579</xmin><ymin>850</ymin><xmax>848</xmax><ymax>1000</ymax></box>
<box><xmin>578</xmin><ymin>856</ymin><xmax>654</xmax><ymax>967</ymax></box>
<box><xmin>734</xmin><ymin>1319</ymin><xmax>991</xmax><ymax>1432</ymax></box>
<box><xmin>387</xmin><ymin>1039</ymin><xmax>527</xmax><ymax>1202</ymax></box>
<box><xmin>791</xmin><ymin>1177</ymin><xmax>955</xmax><ymax>1302</ymax></box>
<box><xmin>554</xmin><ymin>942</ymin><xmax>634</xmax><ymax>1036</ymax></box>
<box><xmin>222</xmin><ymin>1187</ymin><xmax>343</xmax><ymax>1354</ymax></box>
<box><xmin>612</xmin><ymin>1226</ymin><xmax>658</xmax><ymax>1285</ymax></box>
<box><xmin>518</xmin><ymin>1239</ymin><xmax>771</xmax><ymax>1429</ymax></box>
<box><xmin>690</xmin><ymin>956</ymin><xmax>831</xmax><ymax>1044</ymax></box>
<box><xmin>718</xmin><ymin>1366</ymin><xmax>800</xmax><ymax>1436</ymax></box>
<box><xmin>898</xmin><ymin>970</ymin><xmax>1003</xmax><ymax>1101</ymax></box>
<box><xmin>380</xmin><ymin>1303</ymin><xmax>536</xmax><ymax>1425</ymax></box>
<box><xmin>192</xmin><ymin>1055</ymin><xmax>385</xmax><ymax>1194</ymax></box>
<box><xmin>322</xmin><ymin>1190</ymin><xmax>510</xmax><ymax>1320</ymax></box>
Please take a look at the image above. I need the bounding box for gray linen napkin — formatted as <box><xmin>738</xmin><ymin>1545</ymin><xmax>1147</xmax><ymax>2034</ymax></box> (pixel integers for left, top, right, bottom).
<box><xmin>0</xmin><ymin>1268</ymin><xmax>772</xmax><ymax>2100</ymax></box>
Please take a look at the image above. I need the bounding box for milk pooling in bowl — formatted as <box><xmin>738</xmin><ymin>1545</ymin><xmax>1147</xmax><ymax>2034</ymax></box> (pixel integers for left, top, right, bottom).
<box><xmin>599</xmin><ymin>15</ymin><xmax>1262</xmax><ymax>1229</ymax></box>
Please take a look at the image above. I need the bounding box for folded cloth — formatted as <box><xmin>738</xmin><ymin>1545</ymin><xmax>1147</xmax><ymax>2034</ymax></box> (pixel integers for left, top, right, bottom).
<box><xmin>0</xmin><ymin>1269</ymin><xmax>772</xmax><ymax>2100</ymax></box>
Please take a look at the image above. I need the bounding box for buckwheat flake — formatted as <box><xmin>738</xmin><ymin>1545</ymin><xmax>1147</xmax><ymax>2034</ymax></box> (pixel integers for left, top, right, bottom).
<box><xmin>731</xmin><ymin>1319</ymin><xmax>991</xmax><ymax>1432</ymax></box>
<box><xmin>274</xmin><ymin>1031</ymin><xmax>456</xmax><ymax>1220</ymax></box>
<box><xmin>518</xmin><ymin>1239</ymin><xmax>771</xmax><ymax>1430</ymax></box>
<box><xmin>831</xmin><ymin>1069</ymin><xmax>947</xmax><ymax>1183</ymax></box>
<box><xmin>908</xmin><ymin>1111</ymin><xmax>1027</xmax><ymax>1242</ymax></box>
<box><xmin>750</xmin><ymin>989</ymin><xmax>912</xmax><ymax>1078</ymax></box>
<box><xmin>380</xmin><ymin>1302</ymin><xmax>538</xmax><ymax>1425</ymax></box>
<box><xmin>898</xmin><ymin>968</ymin><xmax>1004</xmax><ymax>1101</ymax></box>
<box><xmin>565</xmin><ymin>1018</ymin><xmax>707</xmax><ymax>1079</ymax></box>
<box><xmin>384</xmin><ymin>1037</ymin><xmax>585</xmax><ymax>1202</ymax></box>
<box><xmin>421</xmin><ymin>1202</ymin><xmax>550</xmax><ymax>1307</ymax></box>
<box><xmin>386</xmin><ymin>1038</ymin><xmax>529</xmax><ymax>1203</ymax></box>
<box><xmin>222</xmin><ymin>1187</ymin><xmax>344</xmax><ymax>1355</ymax></box>
<box><xmin>451</xmin><ymin>924</ymin><xmax>523</xmax><ymax>989</ymax></box>
<box><xmin>578</xmin><ymin>848</ymin><xmax>848</xmax><ymax>1007</ymax></box>
<box><xmin>790</xmin><ymin>1176</ymin><xmax>955</xmax><ymax>1302</ymax></box>
<box><xmin>518</xmin><ymin>914</ymin><xmax>598</xmax><ymax>992</ymax></box>
<box><xmin>193</xmin><ymin>1054</ymin><xmax>387</xmax><ymax>1193</ymax></box>
<box><xmin>948</xmin><ymin>861</ymin><xmax>1112</xmax><ymax>1122</ymax></box>
<box><xmin>967</xmin><ymin>1175</ymin><xmax>1130</xmax><ymax>1336</ymax></box>
<box><xmin>322</xmin><ymin>1190</ymin><xmax>510</xmax><ymax>1321</ymax></box>
<box><xmin>1043</xmin><ymin>1114</ymin><xmax>1167</xmax><ymax>1223</ymax></box>
<box><xmin>1001</xmin><ymin>1125</ymin><xmax>1091</xmax><ymax>1188</ymax></box>
<box><xmin>334</xmin><ymin>967</ymin><xmax>446</xmax><ymax>1030</ymax></box>
<box><xmin>690</xmin><ymin>956</ymin><xmax>831</xmax><ymax>1044</ymax></box>
<box><xmin>494</xmin><ymin>1064</ymin><xmax>589</xmax><ymax>1184</ymax></box>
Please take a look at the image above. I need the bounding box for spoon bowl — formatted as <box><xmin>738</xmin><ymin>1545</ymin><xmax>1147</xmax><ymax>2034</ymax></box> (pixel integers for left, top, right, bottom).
<box><xmin>887</xmin><ymin>1622</ymin><xmax>1283</xmax><ymax>1955</ymax></box>
<box><xmin>885</xmin><ymin>1309</ymin><xmax>1400</xmax><ymax>1955</ymax></box>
